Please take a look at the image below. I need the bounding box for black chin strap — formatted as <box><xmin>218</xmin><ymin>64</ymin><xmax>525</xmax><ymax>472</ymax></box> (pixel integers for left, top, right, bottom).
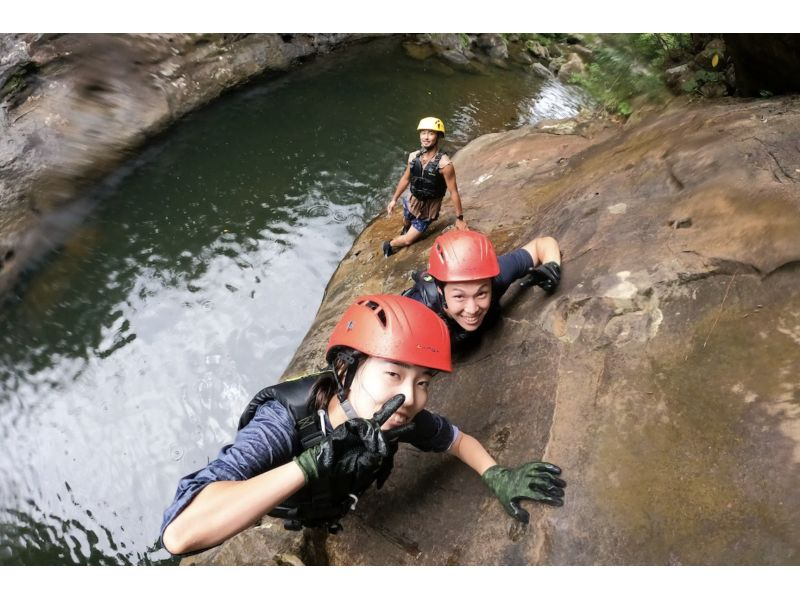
<box><xmin>436</xmin><ymin>280</ymin><xmax>448</xmax><ymax>310</ymax></box>
<box><xmin>331</xmin><ymin>354</ymin><xmax>359</xmax><ymax>420</ymax></box>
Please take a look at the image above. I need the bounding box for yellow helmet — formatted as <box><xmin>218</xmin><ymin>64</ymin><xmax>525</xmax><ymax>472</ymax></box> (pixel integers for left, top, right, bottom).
<box><xmin>417</xmin><ymin>117</ymin><xmax>445</xmax><ymax>135</ymax></box>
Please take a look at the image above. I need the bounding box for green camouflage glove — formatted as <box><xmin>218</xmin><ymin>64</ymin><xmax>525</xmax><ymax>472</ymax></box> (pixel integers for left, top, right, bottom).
<box><xmin>293</xmin><ymin>440</ymin><xmax>331</xmax><ymax>483</ymax></box>
<box><xmin>481</xmin><ymin>461</ymin><xmax>566</xmax><ymax>524</ymax></box>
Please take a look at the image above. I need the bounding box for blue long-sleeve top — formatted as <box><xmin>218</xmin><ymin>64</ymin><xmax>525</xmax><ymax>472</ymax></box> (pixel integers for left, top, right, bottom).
<box><xmin>160</xmin><ymin>398</ymin><xmax>458</xmax><ymax>541</ymax></box>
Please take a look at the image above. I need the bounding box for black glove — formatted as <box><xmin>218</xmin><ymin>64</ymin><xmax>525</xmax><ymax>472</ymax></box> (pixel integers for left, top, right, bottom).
<box><xmin>331</xmin><ymin>395</ymin><xmax>413</xmax><ymax>493</ymax></box>
<box><xmin>294</xmin><ymin>394</ymin><xmax>413</xmax><ymax>489</ymax></box>
<box><xmin>331</xmin><ymin>434</ymin><xmax>400</xmax><ymax>495</ymax></box>
<box><xmin>481</xmin><ymin>461</ymin><xmax>566</xmax><ymax>524</ymax></box>
<box><xmin>520</xmin><ymin>261</ymin><xmax>561</xmax><ymax>292</ymax></box>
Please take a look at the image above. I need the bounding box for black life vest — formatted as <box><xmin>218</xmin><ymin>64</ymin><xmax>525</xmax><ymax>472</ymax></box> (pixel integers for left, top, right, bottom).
<box><xmin>409</xmin><ymin>149</ymin><xmax>447</xmax><ymax>201</ymax></box>
<box><xmin>237</xmin><ymin>372</ymin><xmax>362</xmax><ymax>532</ymax></box>
<box><xmin>401</xmin><ymin>270</ymin><xmax>443</xmax><ymax>312</ymax></box>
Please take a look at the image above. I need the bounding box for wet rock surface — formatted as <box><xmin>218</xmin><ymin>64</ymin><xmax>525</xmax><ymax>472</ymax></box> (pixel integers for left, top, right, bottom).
<box><xmin>0</xmin><ymin>33</ymin><xmax>373</xmax><ymax>298</ymax></box>
<box><xmin>195</xmin><ymin>94</ymin><xmax>800</xmax><ymax>564</ymax></box>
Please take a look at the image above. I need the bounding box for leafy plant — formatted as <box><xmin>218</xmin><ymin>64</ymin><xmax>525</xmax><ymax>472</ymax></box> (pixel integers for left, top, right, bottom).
<box><xmin>680</xmin><ymin>69</ymin><xmax>725</xmax><ymax>94</ymax></box>
<box><xmin>632</xmin><ymin>34</ymin><xmax>693</xmax><ymax>67</ymax></box>
<box><xmin>567</xmin><ymin>33</ymin><xmax>687</xmax><ymax>117</ymax></box>
<box><xmin>0</xmin><ymin>62</ymin><xmax>39</xmax><ymax>105</ymax></box>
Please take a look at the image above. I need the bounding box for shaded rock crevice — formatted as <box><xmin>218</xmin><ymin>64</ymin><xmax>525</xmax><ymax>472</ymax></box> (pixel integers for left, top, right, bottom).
<box><xmin>744</xmin><ymin>136</ymin><xmax>798</xmax><ymax>183</ymax></box>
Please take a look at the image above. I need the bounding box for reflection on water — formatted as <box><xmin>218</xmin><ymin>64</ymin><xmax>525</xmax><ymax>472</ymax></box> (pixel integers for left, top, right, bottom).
<box><xmin>520</xmin><ymin>79</ymin><xmax>591</xmax><ymax>124</ymax></box>
<box><xmin>0</xmin><ymin>38</ymin><xmax>587</xmax><ymax>564</ymax></box>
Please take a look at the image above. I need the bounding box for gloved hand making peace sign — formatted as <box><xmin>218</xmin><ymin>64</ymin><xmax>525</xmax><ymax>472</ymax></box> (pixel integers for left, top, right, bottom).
<box><xmin>481</xmin><ymin>461</ymin><xmax>566</xmax><ymax>523</ymax></box>
<box><xmin>294</xmin><ymin>394</ymin><xmax>413</xmax><ymax>493</ymax></box>
<box><xmin>330</xmin><ymin>394</ymin><xmax>412</xmax><ymax>494</ymax></box>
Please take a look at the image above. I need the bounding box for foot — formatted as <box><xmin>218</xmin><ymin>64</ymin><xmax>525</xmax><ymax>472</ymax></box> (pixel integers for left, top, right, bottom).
<box><xmin>382</xmin><ymin>241</ymin><xmax>394</xmax><ymax>258</ymax></box>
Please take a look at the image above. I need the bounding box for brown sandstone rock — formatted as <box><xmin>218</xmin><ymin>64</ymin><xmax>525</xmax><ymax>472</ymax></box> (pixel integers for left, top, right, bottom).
<box><xmin>557</xmin><ymin>53</ymin><xmax>586</xmax><ymax>83</ymax></box>
<box><xmin>262</xmin><ymin>96</ymin><xmax>799</xmax><ymax>565</ymax></box>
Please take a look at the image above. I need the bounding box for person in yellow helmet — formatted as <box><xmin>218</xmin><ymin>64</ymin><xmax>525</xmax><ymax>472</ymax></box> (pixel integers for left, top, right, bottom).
<box><xmin>383</xmin><ymin>117</ymin><xmax>468</xmax><ymax>257</ymax></box>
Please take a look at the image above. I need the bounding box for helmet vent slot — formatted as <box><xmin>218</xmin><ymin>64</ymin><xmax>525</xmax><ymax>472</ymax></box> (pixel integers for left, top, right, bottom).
<box><xmin>363</xmin><ymin>300</ymin><xmax>388</xmax><ymax>327</ymax></box>
<box><xmin>434</xmin><ymin>243</ymin><xmax>445</xmax><ymax>264</ymax></box>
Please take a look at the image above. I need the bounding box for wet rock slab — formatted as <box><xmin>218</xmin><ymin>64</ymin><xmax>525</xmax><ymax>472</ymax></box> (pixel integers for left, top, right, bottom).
<box><xmin>197</xmin><ymin>96</ymin><xmax>800</xmax><ymax>564</ymax></box>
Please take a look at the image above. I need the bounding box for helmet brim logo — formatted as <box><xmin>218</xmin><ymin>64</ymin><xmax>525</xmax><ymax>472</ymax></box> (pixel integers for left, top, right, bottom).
<box><xmin>416</xmin><ymin>344</ymin><xmax>439</xmax><ymax>352</ymax></box>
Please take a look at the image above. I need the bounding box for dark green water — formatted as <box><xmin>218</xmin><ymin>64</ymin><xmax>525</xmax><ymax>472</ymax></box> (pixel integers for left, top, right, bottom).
<box><xmin>0</xmin><ymin>38</ymin><xmax>587</xmax><ymax>564</ymax></box>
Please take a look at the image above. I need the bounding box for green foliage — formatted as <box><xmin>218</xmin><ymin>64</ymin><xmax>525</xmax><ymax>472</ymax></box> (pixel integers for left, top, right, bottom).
<box><xmin>459</xmin><ymin>33</ymin><xmax>471</xmax><ymax>48</ymax></box>
<box><xmin>0</xmin><ymin>74</ymin><xmax>24</xmax><ymax>98</ymax></box>
<box><xmin>629</xmin><ymin>34</ymin><xmax>693</xmax><ymax>67</ymax></box>
<box><xmin>0</xmin><ymin>62</ymin><xmax>38</xmax><ymax>103</ymax></box>
<box><xmin>681</xmin><ymin>78</ymin><xmax>699</xmax><ymax>94</ymax></box>
<box><xmin>695</xmin><ymin>70</ymin><xmax>724</xmax><ymax>83</ymax></box>
<box><xmin>679</xmin><ymin>69</ymin><xmax>724</xmax><ymax>94</ymax></box>
<box><xmin>568</xmin><ymin>33</ymin><xmax>689</xmax><ymax>117</ymax></box>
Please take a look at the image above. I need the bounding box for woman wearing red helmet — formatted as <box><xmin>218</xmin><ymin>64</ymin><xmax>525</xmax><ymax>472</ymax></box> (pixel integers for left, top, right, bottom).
<box><xmin>160</xmin><ymin>294</ymin><xmax>565</xmax><ymax>556</ymax></box>
<box><xmin>403</xmin><ymin>230</ymin><xmax>562</xmax><ymax>348</ymax></box>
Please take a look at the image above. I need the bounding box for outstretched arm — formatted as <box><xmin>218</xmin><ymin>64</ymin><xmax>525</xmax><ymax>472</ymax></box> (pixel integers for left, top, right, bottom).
<box><xmin>162</xmin><ymin>461</ymin><xmax>305</xmax><ymax>555</ymax></box>
<box><xmin>441</xmin><ymin>164</ymin><xmax>468</xmax><ymax>230</ymax></box>
<box><xmin>387</xmin><ymin>165</ymin><xmax>411</xmax><ymax>216</ymax></box>
<box><xmin>447</xmin><ymin>430</ymin><xmax>497</xmax><ymax>475</ymax></box>
<box><xmin>448</xmin><ymin>430</ymin><xmax>566</xmax><ymax>523</ymax></box>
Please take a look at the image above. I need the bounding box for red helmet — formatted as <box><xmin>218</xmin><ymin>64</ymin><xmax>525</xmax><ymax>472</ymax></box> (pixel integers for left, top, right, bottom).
<box><xmin>428</xmin><ymin>230</ymin><xmax>500</xmax><ymax>282</ymax></box>
<box><xmin>326</xmin><ymin>294</ymin><xmax>452</xmax><ymax>372</ymax></box>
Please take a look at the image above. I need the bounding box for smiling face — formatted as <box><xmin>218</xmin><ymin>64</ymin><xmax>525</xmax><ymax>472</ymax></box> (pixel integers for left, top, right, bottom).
<box><xmin>442</xmin><ymin>279</ymin><xmax>493</xmax><ymax>331</ymax></box>
<box><xmin>419</xmin><ymin>129</ymin><xmax>439</xmax><ymax>150</ymax></box>
<box><xmin>347</xmin><ymin>356</ymin><xmax>435</xmax><ymax>430</ymax></box>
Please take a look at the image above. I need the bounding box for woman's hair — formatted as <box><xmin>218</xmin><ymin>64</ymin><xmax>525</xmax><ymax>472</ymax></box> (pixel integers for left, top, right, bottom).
<box><xmin>312</xmin><ymin>347</ymin><xmax>367</xmax><ymax>410</ymax></box>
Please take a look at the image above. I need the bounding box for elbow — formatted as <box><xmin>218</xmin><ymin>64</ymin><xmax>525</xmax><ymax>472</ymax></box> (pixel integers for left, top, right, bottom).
<box><xmin>162</xmin><ymin>521</ymin><xmax>193</xmax><ymax>556</ymax></box>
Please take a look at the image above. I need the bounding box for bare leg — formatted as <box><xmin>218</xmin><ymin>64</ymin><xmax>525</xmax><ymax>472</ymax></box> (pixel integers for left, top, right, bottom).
<box><xmin>521</xmin><ymin>236</ymin><xmax>561</xmax><ymax>266</ymax></box>
<box><xmin>389</xmin><ymin>226</ymin><xmax>425</xmax><ymax>249</ymax></box>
